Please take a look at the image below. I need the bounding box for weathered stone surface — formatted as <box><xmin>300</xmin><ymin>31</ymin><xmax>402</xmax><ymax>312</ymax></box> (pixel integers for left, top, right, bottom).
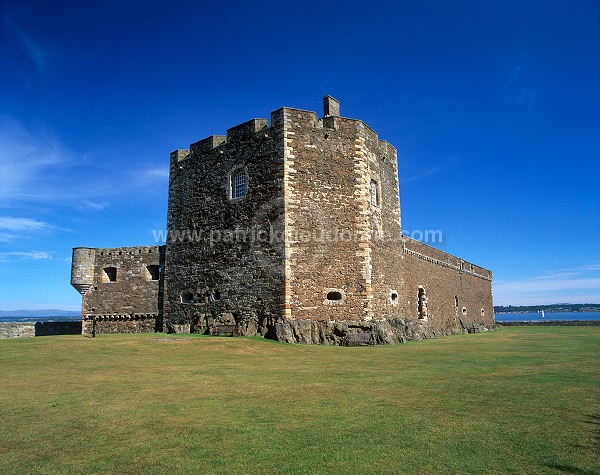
<box><xmin>71</xmin><ymin>246</ymin><xmax>165</xmax><ymax>334</ymax></box>
<box><xmin>0</xmin><ymin>322</ymin><xmax>35</xmax><ymax>339</ymax></box>
<box><xmin>71</xmin><ymin>97</ymin><xmax>496</xmax><ymax>344</ymax></box>
<box><xmin>0</xmin><ymin>322</ymin><xmax>81</xmax><ymax>338</ymax></box>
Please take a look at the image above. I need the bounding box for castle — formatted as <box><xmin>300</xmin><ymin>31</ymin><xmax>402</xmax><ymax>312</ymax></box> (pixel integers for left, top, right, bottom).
<box><xmin>71</xmin><ymin>97</ymin><xmax>494</xmax><ymax>344</ymax></box>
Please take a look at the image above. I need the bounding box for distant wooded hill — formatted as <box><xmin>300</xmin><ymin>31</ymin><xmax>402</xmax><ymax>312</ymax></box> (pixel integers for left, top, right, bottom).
<box><xmin>494</xmin><ymin>304</ymin><xmax>600</xmax><ymax>313</ymax></box>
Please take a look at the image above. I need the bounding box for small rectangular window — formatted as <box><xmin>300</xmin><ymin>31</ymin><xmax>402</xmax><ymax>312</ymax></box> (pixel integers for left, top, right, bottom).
<box><xmin>103</xmin><ymin>266</ymin><xmax>117</xmax><ymax>282</ymax></box>
<box><xmin>370</xmin><ymin>179</ymin><xmax>379</xmax><ymax>206</ymax></box>
<box><xmin>146</xmin><ymin>265</ymin><xmax>160</xmax><ymax>281</ymax></box>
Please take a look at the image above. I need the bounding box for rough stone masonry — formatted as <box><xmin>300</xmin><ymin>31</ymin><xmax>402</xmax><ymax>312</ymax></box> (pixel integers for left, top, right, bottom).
<box><xmin>71</xmin><ymin>96</ymin><xmax>495</xmax><ymax>343</ymax></box>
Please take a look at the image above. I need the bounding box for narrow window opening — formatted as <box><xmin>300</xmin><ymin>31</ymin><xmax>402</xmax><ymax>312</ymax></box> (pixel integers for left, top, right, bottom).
<box><xmin>390</xmin><ymin>291</ymin><xmax>398</xmax><ymax>304</ymax></box>
<box><xmin>481</xmin><ymin>308</ymin><xmax>485</xmax><ymax>316</ymax></box>
<box><xmin>232</xmin><ymin>170</ymin><xmax>247</xmax><ymax>199</ymax></box>
<box><xmin>462</xmin><ymin>307</ymin><xmax>467</xmax><ymax>315</ymax></box>
<box><xmin>181</xmin><ymin>291</ymin><xmax>194</xmax><ymax>304</ymax></box>
<box><xmin>103</xmin><ymin>266</ymin><xmax>117</xmax><ymax>282</ymax></box>
<box><xmin>418</xmin><ymin>286</ymin><xmax>428</xmax><ymax>319</ymax></box>
<box><xmin>211</xmin><ymin>289</ymin><xmax>221</xmax><ymax>301</ymax></box>
<box><xmin>326</xmin><ymin>291</ymin><xmax>342</xmax><ymax>301</ymax></box>
<box><xmin>454</xmin><ymin>295</ymin><xmax>459</xmax><ymax>308</ymax></box>
<box><xmin>370</xmin><ymin>179</ymin><xmax>379</xmax><ymax>206</ymax></box>
<box><xmin>146</xmin><ymin>265</ymin><xmax>160</xmax><ymax>281</ymax></box>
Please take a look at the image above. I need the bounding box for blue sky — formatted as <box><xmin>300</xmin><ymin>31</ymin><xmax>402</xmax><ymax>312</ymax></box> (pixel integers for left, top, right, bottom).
<box><xmin>1</xmin><ymin>0</ymin><xmax>598</xmax><ymax>310</ymax></box>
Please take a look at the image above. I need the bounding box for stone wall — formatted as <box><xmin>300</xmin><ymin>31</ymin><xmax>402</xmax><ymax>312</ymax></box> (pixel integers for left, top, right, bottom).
<box><xmin>282</xmin><ymin>108</ymin><xmax>372</xmax><ymax>322</ymax></box>
<box><xmin>83</xmin><ymin>314</ymin><xmax>158</xmax><ymax>334</ymax></box>
<box><xmin>281</xmin><ymin>106</ymin><xmax>404</xmax><ymax>324</ymax></box>
<box><xmin>72</xmin><ymin>246</ymin><xmax>165</xmax><ymax>334</ymax></box>
<box><xmin>400</xmin><ymin>237</ymin><xmax>495</xmax><ymax>336</ymax></box>
<box><xmin>0</xmin><ymin>322</ymin><xmax>35</xmax><ymax>339</ymax></box>
<box><xmin>34</xmin><ymin>321</ymin><xmax>82</xmax><ymax>336</ymax></box>
<box><xmin>0</xmin><ymin>321</ymin><xmax>82</xmax><ymax>338</ymax></box>
<box><xmin>70</xmin><ymin>97</ymin><xmax>495</xmax><ymax>344</ymax></box>
<box><xmin>163</xmin><ymin>116</ymin><xmax>286</xmax><ymax>336</ymax></box>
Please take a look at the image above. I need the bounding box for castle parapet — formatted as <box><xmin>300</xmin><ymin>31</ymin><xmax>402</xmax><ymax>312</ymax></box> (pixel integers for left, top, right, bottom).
<box><xmin>226</xmin><ymin>118</ymin><xmax>269</xmax><ymax>142</ymax></box>
<box><xmin>190</xmin><ymin>135</ymin><xmax>226</xmax><ymax>155</ymax></box>
<box><xmin>170</xmin><ymin>149</ymin><xmax>190</xmax><ymax>163</ymax></box>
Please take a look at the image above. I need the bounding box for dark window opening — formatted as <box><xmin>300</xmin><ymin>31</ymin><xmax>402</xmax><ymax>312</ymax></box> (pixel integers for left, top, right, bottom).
<box><xmin>181</xmin><ymin>291</ymin><xmax>194</xmax><ymax>304</ymax></box>
<box><xmin>454</xmin><ymin>295</ymin><xmax>459</xmax><ymax>308</ymax></box>
<box><xmin>391</xmin><ymin>292</ymin><xmax>398</xmax><ymax>303</ymax></box>
<box><xmin>481</xmin><ymin>308</ymin><xmax>485</xmax><ymax>316</ymax></box>
<box><xmin>462</xmin><ymin>307</ymin><xmax>467</xmax><ymax>315</ymax></box>
<box><xmin>146</xmin><ymin>265</ymin><xmax>160</xmax><ymax>281</ymax></box>
<box><xmin>326</xmin><ymin>291</ymin><xmax>343</xmax><ymax>301</ymax></box>
<box><xmin>103</xmin><ymin>266</ymin><xmax>117</xmax><ymax>282</ymax></box>
<box><xmin>211</xmin><ymin>289</ymin><xmax>221</xmax><ymax>301</ymax></box>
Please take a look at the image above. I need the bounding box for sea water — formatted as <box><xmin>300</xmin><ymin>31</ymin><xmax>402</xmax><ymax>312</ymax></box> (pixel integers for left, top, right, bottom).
<box><xmin>494</xmin><ymin>311</ymin><xmax>600</xmax><ymax>322</ymax></box>
<box><xmin>0</xmin><ymin>315</ymin><xmax>81</xmax><ymax>323</ymax></box>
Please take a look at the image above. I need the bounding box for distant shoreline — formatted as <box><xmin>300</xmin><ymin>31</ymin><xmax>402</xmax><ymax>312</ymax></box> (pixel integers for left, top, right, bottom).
<box><xmin>494</xmin><ymin>304</ymin><xmax>600</xmax><ymax>314</ymax></box>
<box><xmin>0</xmin><ymin>316</ymin><xmax>81</xmax><ymax>323</ymax></box>
<box><xmin>497</xmin><ymin>320</ymin><xmax>600</xmax><ymax>326</ymax></box>
<box><xmin>496</xmin><ymin>310</ymin><xmax>600</xmax><ymax>314</ymax></box>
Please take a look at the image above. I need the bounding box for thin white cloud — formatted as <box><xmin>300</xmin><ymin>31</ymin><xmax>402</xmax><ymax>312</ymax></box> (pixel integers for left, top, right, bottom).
<box><xmin>534</xmin><ymin>263</ymin><xmax>600</xmax><ymax>280</ymax></box>
<box><xmin>0</xmin><ymin>117</ymin><xmax>81</xmax><ymax>205</ymax></box>
<box><xmin>0</xmin><ymin>117</ymin><xmax>168</xmax><ymax>209</ymax></box>
<box><xmin>76</xmin><ymin>200</ymin><xmax>109</xmax><ymax>211</ymax></box>
<box><xmin>0</xmin><ymin>216</ymin><xmax>49</xmax><ymax>231</ymax></box>
<box><xmin>402</xmin><ymin>156</ymin><xmax>460</xmax><ymax>185</ymax></box>
<box><xmin>0</xmin><ymin>216</ymin><xmax>50</xmax><ymax>241</ymax></box>
<box><xmin>0</xmin><ymin>251</ymin><xmax>53</xmax><ymax>260</ymax></box>
<box><xmin>504</xmin><ymin>64</ymin><xmax>537</xmax><ymax>113</ymax></box>
<box><xmin>493</xmin><ymin>264</ymin><xmax>600</xmax><ymax>306</ymax></box>
<box><xmin>4</xmin><ymin>13</ymin><xmax>51</xmax><ymax>75</ymax></box>
<box><xmin>143</xmin><ymin>167</ymin><xmax>169</xmax><ymax>179</ymax></box>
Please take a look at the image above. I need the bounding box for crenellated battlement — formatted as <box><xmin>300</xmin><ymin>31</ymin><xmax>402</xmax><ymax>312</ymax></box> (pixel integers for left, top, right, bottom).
<box><xmin>227</xmin><ymin>118</ymin><xmax>269</xmax><ymax>142</ymax></box>
<box><xmin>402</xmin><ymin>237</ymin><xmax>492</xmax><ymax>281</ymax></box>
<box><xmin>95</xmin><ymin>245</ymin><xmax>162</xmax><ymax>257</ymax></box>
<box><xmin>171</xmin><ymin>97</ymin><xmax>396</xmax><ymax>167</ymax></box>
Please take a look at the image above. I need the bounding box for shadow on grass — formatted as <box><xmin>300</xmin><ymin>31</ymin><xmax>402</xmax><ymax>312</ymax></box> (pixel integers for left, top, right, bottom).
<box><xmin>544</xmin><ymin>465</ymin><xmax>597</xmax><ymax>475</ymax></box>
<box><xmin>549</xmin><ymin>414</ymin><xmax>600</xmax><ymax>475</ymax></box>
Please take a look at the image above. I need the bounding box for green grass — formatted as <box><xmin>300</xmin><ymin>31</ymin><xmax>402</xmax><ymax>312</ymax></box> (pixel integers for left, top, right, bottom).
<box><xmin>0</xmin><ymin>327</ymin><xmax>598</xmax><ymax>474</ymax></box>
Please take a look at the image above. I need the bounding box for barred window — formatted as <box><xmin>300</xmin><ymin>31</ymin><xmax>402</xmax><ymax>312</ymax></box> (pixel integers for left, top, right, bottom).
<box><xmin>232</xmin><ymin>170</ymin><xmax>247</xmax><ymax>199</ymax></box>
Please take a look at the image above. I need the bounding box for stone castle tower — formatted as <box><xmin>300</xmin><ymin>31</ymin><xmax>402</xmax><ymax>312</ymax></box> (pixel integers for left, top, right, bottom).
<box><xmin>72</xmin><ymin>97</ymin><xmax>494</xmax><ymax>343</ymax></box>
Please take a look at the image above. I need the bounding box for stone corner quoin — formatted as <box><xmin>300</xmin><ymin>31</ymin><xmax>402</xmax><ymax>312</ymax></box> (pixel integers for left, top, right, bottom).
<box><xmin>70</xmin><ymin>96</ymin><xmax>495</xmax><ymax>344</ymax></box>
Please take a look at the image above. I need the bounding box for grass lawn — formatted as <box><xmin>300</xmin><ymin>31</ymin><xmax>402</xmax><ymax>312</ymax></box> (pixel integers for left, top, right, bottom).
<box><xmin>0</xmin><ymin>327</ymin><xmax>598</xmax><ymax>474</ymax></box>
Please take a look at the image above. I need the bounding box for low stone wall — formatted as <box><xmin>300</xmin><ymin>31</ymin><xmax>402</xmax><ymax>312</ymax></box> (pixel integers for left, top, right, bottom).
<box><xmin>0</xmin><ymin>321</ymin><xmax>83</xmax><ymax>338</ymax></box>
<box><xmin>35</xmin><ymin>321</ymin><xmax>82</xmax><ymax>335</ymax></box>
<box><xmin>83</xmin><ymin>314</ymin><xmax>159</xmax><ymax>334</ymax></box>
<box><xmin>497</xmin><ymin>320</ymin><xmax>600</xmax><ymax>326</ymax></box>
<box><xmin>0</xmin><ymin>322</ymin><xmax>36</xmax><ymax>339</ymax></box>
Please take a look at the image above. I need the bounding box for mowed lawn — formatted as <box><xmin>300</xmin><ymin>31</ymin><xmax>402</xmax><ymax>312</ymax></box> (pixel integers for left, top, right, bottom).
<box><xmin>0</xmin><ymin>327</ymin><xmax>598</xmax><ymax>474</ymax></box>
